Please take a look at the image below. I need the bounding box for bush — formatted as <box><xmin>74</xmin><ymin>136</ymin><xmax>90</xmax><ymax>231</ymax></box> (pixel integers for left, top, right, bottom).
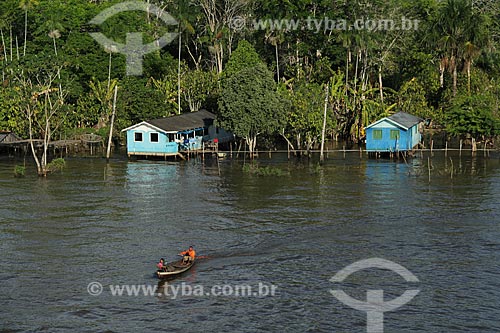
<box><xmin>242</xmin><ymin>162</ymin><xmax>287</xmax><ymax>176</ymax></box>
<box><xmin>46</xmin><ymin>158</ymin><xmax>66</xmax><ymax>173</ymax></box>
<box><xmin>14</xmin><ymin>165</ymin><xmax>25</xmax><ymax>177</ymax></box>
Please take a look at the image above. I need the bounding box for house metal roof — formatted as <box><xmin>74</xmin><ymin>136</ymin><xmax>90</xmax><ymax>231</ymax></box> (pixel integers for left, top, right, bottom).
<box><xmin>121</xmin><ymin>110</ymin><xmax>216</xmax><ymax>133</ymax></box>
<box><xmin>387</xmin><ymin>112</ymin><xmax>422</xmax><ymax>128</ymax></box>
<box><xmin>148</xmin><ymin>110</ymin><xmax>215</xmax><ymax>132</ymax></box>
<box><xmin>0</xmin><ymin>131</ymin><xmax>21</xmax><ymax>143</ymax></box>
<box><xmin>366</xmin><ymin>112</ymin><xmax>422</xmax><ymax>130</ymax></box>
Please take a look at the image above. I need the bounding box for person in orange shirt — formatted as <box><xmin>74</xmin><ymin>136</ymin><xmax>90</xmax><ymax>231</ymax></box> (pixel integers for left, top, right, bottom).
<box><xmin>179</xmin><ymin>246</ymin><xmax>196</xmax><ymax>264</ymax></box>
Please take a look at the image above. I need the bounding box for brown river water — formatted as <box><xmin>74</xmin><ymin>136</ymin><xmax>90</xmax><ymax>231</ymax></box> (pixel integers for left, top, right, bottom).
<box><xmin>0</xmin><ymin>151</ymin><xmax>499</xmax><ymax>332</ymax></box>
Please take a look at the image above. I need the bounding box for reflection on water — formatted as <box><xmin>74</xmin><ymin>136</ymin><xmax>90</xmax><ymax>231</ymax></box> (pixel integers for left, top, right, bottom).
<box><xmin>0</xmin><ymin>152</ymin><xmax>499</xmax><ymax>332</ymax></box>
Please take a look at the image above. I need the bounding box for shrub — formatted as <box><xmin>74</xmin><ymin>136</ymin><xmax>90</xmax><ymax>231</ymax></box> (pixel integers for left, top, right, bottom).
<box><xmin>14</xmin><ymin>165</ymin><xmax>25</xmax><ymax>177</ymax></box>
<box><xmin>242</xmin><ymin>162</ymin><xmax>287</xmax><ymax>176</ymax></box>
<box><xmin>46</xmin><ymin>158</ymin><xmax>66</xmax><ymax>172</ymax></box>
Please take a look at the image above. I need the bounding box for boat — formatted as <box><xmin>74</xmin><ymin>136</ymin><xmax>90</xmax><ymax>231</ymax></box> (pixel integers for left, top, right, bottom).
<box><xmin>156</xmin><ymin>259</ymin><xmax>195</xmax><ymax>279</ymax></box>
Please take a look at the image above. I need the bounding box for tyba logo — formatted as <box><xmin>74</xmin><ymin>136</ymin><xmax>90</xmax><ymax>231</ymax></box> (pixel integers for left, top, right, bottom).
<box><xmin>330</xmin><ymin>258</ymin><xmax>420</xmax><ymax>333</ymax></box>
<box><xmin>89</xmin><ymin>1</ymin><xmax>178</xmax><ymax>76</ymax></box>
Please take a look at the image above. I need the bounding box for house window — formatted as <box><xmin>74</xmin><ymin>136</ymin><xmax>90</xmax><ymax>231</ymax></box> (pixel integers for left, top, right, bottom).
<box><xmin>372</xmin><ymin>129</ymin><xmax>382</xmax><ymax>140</ymax></box>
<box><xmin>390</xmin><ymin>129</ymin><xmax>400</xmax><ymax>139</ymax></box>
<box><xmin>150</xmin><ymin>132</ymin><xmax>159</xmax><ymax>143</ymax></box>
<box><xmin>134</xmin><ymin>132</ymin><xmax>143</xmax><ymax>142</ymax></box>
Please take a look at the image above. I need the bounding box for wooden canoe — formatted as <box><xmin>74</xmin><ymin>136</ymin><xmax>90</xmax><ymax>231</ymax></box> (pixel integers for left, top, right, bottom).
<box><xmin>156</xmin><ymin>259</ymin><xmax>195</xmax><ymax>279</ymax></box>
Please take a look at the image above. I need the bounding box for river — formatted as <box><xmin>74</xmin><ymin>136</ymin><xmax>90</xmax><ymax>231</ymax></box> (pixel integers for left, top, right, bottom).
<box><xmin>0</xmin><ymin>151</ymin><xmax>499</xmax><ymax>332</ymax></box>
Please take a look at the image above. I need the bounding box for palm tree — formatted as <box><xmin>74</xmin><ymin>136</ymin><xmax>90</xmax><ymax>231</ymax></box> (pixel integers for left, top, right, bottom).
<box><xmin>89</xmin><ymin>78</ymin><xmax>118</xmax><ymax>129</ymax></box>
<box><xmin>431</xmin><ymin>0</ymin><xmax>489</xmax><ymax>96</ymax></box>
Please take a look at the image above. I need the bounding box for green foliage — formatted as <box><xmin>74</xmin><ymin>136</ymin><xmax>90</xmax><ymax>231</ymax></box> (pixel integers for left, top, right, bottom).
<box><xmin>398</xmin><ymin>78</ymin><xmax>435</xmax><ymax>119</ymax></box>
<box><xmin>286</xmin><ymin>81</ymin><xmax>328</xmax><ymax>150</ymax></box>
<box><xmin>219</xmin><ymin>41</ymin><xmax>286</xmax><ymax>151</ymax></box>
<box><xmin>182</xmin><ymin>69</ymin><xmax>218</xmax><ymax>112</ymax></box>
<box><xmin>445</xmin><ymin>93</ymin><xmax>500</xmax><ymax>137</ymax></box>
<box><xmin>117</xmin><ymin>78</ymin><xmax>170</xmax><ymax>129</ymax></box>
<box><xmin>223</xmin><ymin>40</ymin><xmax>263</xmax><ymax>78</ymax></box>
<box><xmin>242</xmin><ymin>162</ymin><xmax>287</xmax><ymax>177</ymax></box>
<box><xmin>46</xmin><ymin>158</ymin><xmax>66</xmax><ymax>173</ymax></box>
<box><xmin>219</xmin><ymin>62</ymin><xmax>284</xmax><ymax>135</ymax></box>
<box><xmin>14</xmin><ymin>165</ymin><xmax>25</xmax><ymax>177</ymax></box>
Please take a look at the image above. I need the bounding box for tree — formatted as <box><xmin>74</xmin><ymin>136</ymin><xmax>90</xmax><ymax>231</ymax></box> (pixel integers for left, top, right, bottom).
<box><xmin>285</xmin><ymin>81</ymin><xmax>326</xmax><ymax>153</ymax></box>
<box><xmin>430</xmin><ymin>0</ymin><xmax>489</xmax><ymax>96</ymax></box>
<box><xmin>218</xmin><ymin>41</ymin><xmax>285</xmax><ymax>155</ymax></box>
<box><xmin>397</xmin><ymin>77</ymin><xmax>434</xmax><ymax>120</ymax></box>
<box><xmin>89</xmin><ymin>78</ymin><xmax>118</xmax><ymax>129</ymax></box>
<box><xmin>195</xmin><ymin>0</ymin><xmax>250</xmax><ymax>73</ymax></box>
<box><xmin>16</xmin><ymin>69</ymin><xmax>68</xmax><ymax>176</ymax></box>
<box><xmin>182</xmin><ymin>68</ymin><xmax>218</xmax><ymax>112</ymax></box>
<box><xmin>445</xmin><ymin>92</ymin><xmax>500</xmax><ymax>139</ymax></box>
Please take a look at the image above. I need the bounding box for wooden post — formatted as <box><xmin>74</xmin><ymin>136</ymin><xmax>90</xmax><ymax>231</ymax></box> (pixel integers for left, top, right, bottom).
<box><xmin>449</xmin><ymin>157</ymin><xmax>453</xmax><ymax>180</ymax></box>
<box><xmin>428</xmin><ymin>156</ymin><xmax>431</xmax><ymax>183</ymax></box>
<box><xmin>320</xmin><ymin>84</ymin><xmax>329</xmax><ymax>163</ymax></box>
<box><xmin>216</xmin><ymin>152</ymin><xmax>221</xmax><ymax>176</ymax></box>
<box><xmin>106</xmin><ymin>85</ymin><xmax>118</xmax><ymax>162</ymax></box>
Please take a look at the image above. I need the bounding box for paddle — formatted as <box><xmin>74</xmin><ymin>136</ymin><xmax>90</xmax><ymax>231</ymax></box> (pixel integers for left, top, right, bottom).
<box><xmin>195</xmin><ymin>255</ymin><xmax>210</xmax><ymax>259</ymax></box>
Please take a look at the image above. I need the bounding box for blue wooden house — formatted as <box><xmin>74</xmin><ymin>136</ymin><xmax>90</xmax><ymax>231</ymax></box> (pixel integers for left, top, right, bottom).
<box><xmin>365</xmin><ymin>112</ymin><xmax>422</xmax><ymax>152</ymax></box>
<box><xmin>121</xmin><ymin>110</ymin><xmax>232</xmax><ymax>158</ymax></box>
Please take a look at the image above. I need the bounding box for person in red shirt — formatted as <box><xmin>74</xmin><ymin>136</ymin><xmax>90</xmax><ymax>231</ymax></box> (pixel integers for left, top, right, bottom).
<box><xmin>179</xmin><ymin>246</ymin><xmax>196</xmax><ymax>264</ymax></box>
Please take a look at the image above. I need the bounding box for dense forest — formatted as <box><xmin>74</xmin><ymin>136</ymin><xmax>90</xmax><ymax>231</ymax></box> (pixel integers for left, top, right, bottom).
<box><xmin>1</xmin><ymin>0</ymin><xmax>499</xmax><ymax>158</ymax></box>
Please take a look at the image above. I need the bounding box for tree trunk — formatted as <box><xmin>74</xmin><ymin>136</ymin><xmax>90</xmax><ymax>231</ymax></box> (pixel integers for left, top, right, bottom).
<box><xmin>275</xmin><ymin>43</ymin><xmax>280</xmax><ymax>83</ymax></box>
<box><xmin>27</xmin><ymin>109</ymin><xmax>43</xmax><ymax>176</ymax></box>
<box><xmin>280</xmin><ymin>129</ymin><xmax>296</xmax><ymax>156</ymax></box>
<box><xmin>23</xmin><ymin>9</ymin><xmax>27</xmax><ymax>57</ymax></box>
<box><xmin>378</xmin><ymin>65</ymin><xmax>384</xmax><ymax>104</ymax></box>
<box><xmin>1</xmin><ymin>29</ymin><xmax>7</xmax><ymax>61</ymax></box>
<box><xmin>245</xmin><ymin>136</ymin><xmax>257</xmax><ymax>158</ymax></box>
<box><xmin>345</xmin><ymin>49</ymin><xmax>350</xmax><ymax>91</ymax></box>
<box><xmin>439</xmin><ymin>59</ymin><xmax>445</xmax><ymax>88</ymax></box>
<box><xmin>177</xmin><ymin>26</ymin><xmax>182</xmax><ymax>114</ymax></box>
<box><xmin>320</xmin><ymin>84</ymin><xmax>329</xmax><ymax>162</ymax></box>
<box><xmin>452</xmin><ymin>64</ymin><xmax>457</xmax><ymax>97</ymax></box>
<box><xmin>106</xmin><ymin>85</ymin><xmax>118</xmax><ymax>162</ymax></box>
<box><xmin>466</xmin><ymin>61</ymin><xmax>471</xmax><ymax>95</ymax></box>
